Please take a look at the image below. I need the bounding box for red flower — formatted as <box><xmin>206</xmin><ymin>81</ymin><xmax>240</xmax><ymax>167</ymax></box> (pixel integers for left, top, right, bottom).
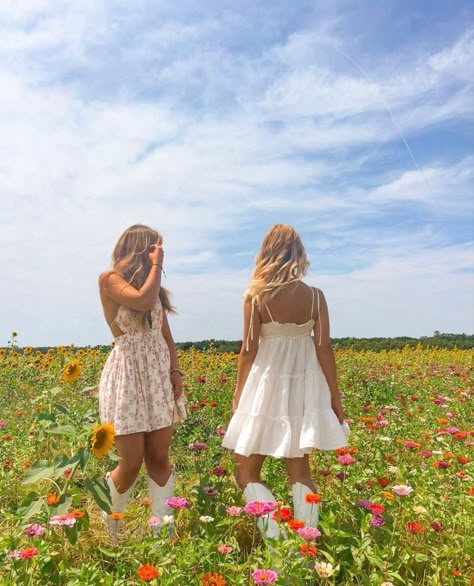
<box><xmin>377</xmin><ymin>477</ymin><xmax>390</xmax><ymax>488</ymax></box>
<box><xmin>305</xmin><ymin>493</ymin><xmax>321</xmax><ymax>504</ymax></box>
<box><xmin>406</xmin><ymin>521</ymin><xmax>425</xmax><ymax>534</ymax></box>
<box><xmin>300</xmin><ymin>543</ymin><xmax>318</xmax><ymax>557</ymax></box>
<box><xmin>369</xmin><ymin>504</ymin><xmax>385</xmax><ymax>515</ymax></box>
<box><xmin>201</xmin><ymin>572</ymin><xmax>227</xmax><ymax>586</ymax></box>
<box><xmin>20</xmin><ymin>547</ymin><xmax>39</xmax><ymax>559</ymax></box>
<box><xmin>210</xmin><ymin>402</ymin><xmax>217</xmax><ymax>407</ymax></box>
<box><xmin>189</xmin><ymin>404</ymin><xmax>197</xmax><ymax>410</ymax></box>
<box><xmin>431</xmin><ymin>522</ymin><xmax>443</xmax><ymax>532</ymax></box>
<box><xmin>137</xmin><ymin>564</ymin><xmax>160</xmax><ymax>582</ymax></box>
<box><xmin>272</xmin><ymin>507</ymin><xmax>292</xmax><ymax>522</ymax></box>
<box><xmin>457</xmin><ymin>456</ymin><xmax>469</xmax><ymax>465</ymax></box>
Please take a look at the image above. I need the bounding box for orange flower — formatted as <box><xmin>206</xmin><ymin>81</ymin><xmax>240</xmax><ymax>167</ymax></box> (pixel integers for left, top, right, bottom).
<box><xmin>69</xmin><ymin>509</ymin><xmax>86</xmax><ymax>518</ymax></box>
<box><xmin>421</xmin><ymin>433</ymin><xmax>432</xmax><ymax>439</ymax></box>
<box><xmin>305</xmin><ymin>493</ymin><xmax>321</xmax><ymax>504</ymax></box>
<box><xmin>360</xmin><ymin>417</ymin><xmax>375</xmax><ymax>423</ymax></box>
<box><xmin>47</xmin><ymin>493</ymin><xmax>60</xmax><ymax>506</ymax></box>
<box><xmin>272</xmin><ymin>507</ymin><xmax>292</xmax><ymax>523</ymax></box>
<box><xmin>395</xmin><ymin>439</ymin><xmax>404</xmax><ymax>444</ymax></box>
<box><xmin>288</xmin><ymin>519</ymin><xmax>305</xmax><ymax>531</ymax></box>
<box><xmin>377</xmin><ymin>477</ymin><xmax>390</xmax><ymax>488</ymax></box>
<box><xmin>467</xmin><ymin>487</ymin><xmax>474</xmax><ymax>496</ymax></box>
<box><xmin>457</xmin><ymin>456</ymin><xmax>469</xmax><ymax>465</ymax></box>
<box><xmin>201</xmin><ymin>572</ymin><xmax>227</xmax><ymax>586</ymax></box>
<box><xmin>437</xmin><ymin>418</ymin><xmax>449</xmax><ymax>425</ymax></box>
<box><xmin>406</xmin><ymin>521</ymin><xmax>425</xmax><ymax>534</ymax></box>
<box><xmin>443</xmin><ymin>452</ymin><xmax>455</xmax><ymax>459</ymax></box>
<box><xmin>138</xmin><ymin>564</ymin><xmax>160</xmax><ymax>582</ymax></box>
<box><xmin>109</xmin><ymin>513</ymin><xmax>125</xmax><ymax>520</ymax></box>
<box><xmin>382</xmin><ymin>491</ymin><xmax>395</xmax><ymax>501</ymax></box>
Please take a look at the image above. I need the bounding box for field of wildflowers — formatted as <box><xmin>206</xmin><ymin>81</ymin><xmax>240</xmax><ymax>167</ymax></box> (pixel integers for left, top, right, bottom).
<box><xmin>0</xmin><ymin>337</ymin><xmax>472</xmax><ymax>585</ymax></box>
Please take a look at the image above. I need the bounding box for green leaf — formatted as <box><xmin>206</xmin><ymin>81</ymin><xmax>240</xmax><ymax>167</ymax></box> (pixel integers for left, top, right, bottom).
<box><xmin>49</xmin><ymin>386</ymin><xmax>63</xmax><ymax>396</ymax></box>
<box><xmin>64</xmin><ymin>524</ymin><xmax>78</xmax><ymax>545</ymax></box>
<box><xmin>55</xmin><ymin>403</ymin><xmax>69</xmax><ymax>415</ymax></box>
<box><xmin>22</xmin><ymin>460</ymin><xmax>55</xmax><ymax>484</ymax></box>
<box><xmin>45</xmin><ymin>424</ymin><xmax>75</xmax><ymax>435</ymax></box>
<box><xmin>18</xmin><ymin>492</ymin><xmax>44</xmax><ymax>520</ymax></box>
<box><xmin>84</xmin><ymin>476</ymin><xmax>112</xmax><ymax>514</ymax></box>
<box><xmin>56</xmin><ymin>495</ymin><xmax>72</xmax><ymax>515</ymax></box>
<box><xmin>97</xmin><ymin>546</ymin><xmax>121</xmax><ymax>558</ymax></box>
<box><xmin>78</xmin><ymin>448</ymin><xmax>91</xmax><ymax>471</ymax></box>
<box><xmin>52</xmin><ymin>452</ymin><xmax>82</xmax><ymax>479</ymax></box>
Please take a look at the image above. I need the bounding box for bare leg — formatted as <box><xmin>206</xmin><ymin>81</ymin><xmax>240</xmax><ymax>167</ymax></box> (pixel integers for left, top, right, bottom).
<box><xmin>111</xmin><ymin>433</ymin><xmax>145</xmax><ymax>493</ymax></box>
<box><xmin>144</xmin><ymin>426</ymin><xmax>174</xmax><ymax>486</ymax></box>
<box><xmin>284</xmin><ymin>455</ymin><xmax>317</xmax><ymax>491</ymax></box>
<box><xmin>234</xmin><ymin>453</ymin><xmax>267</xmax><ymax>490</ymax></box>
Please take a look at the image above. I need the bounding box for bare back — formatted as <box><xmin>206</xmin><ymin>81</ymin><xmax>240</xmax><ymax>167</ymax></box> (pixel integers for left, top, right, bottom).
<box><xmin>259</xmin><ymin>281</ymin><xmax>317</xmax><ymax>325</ymax></box>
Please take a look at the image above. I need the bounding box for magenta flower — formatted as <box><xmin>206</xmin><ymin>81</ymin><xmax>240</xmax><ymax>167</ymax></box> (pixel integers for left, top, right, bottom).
<box><xmin>244</xmin><ymin>501</ymin><xmax>278</xmax><ymax>517</ymax></box>
<box><xmin>252</xmin><ymin>569</ymin><xmax>278</xmax><ymax>584</ymax></box>
<box><xmin>198</xmin><ymin>376</ymin><xmax>206</xmax><ymax>383</ymax></box>
<box><xmin>165</xmin><ymin>497</ymin><xmax>190</xmax><ymax>509</ymax></box>
<box><xmin>202</xmin><ymin>486</ymin><xmax>219</xmax><ymax>497</ymax></box>
<box><xmin>338</xmin><ymin>455</ymin><xmax>356</xmax><ymax>465</ymax></box>
<box><xmin>216</xmin><ymin>428</ymin><xmax>227</xmax><ymax>436</ymax></box>
<box><xmin>212</xmin><ymin>466</ymin><xmax>226</xmax><ymax>477</ymax></box>
<box><xmin>336</xmin><ymin>472</ymin><xmax>348</xmax><ymax>481</ymax></box>
<box><xmin>24</xmin><ymin>524</ymin><xmax>45</xmax><ymax>537</ymax></box>
<box><xmin>370</xmin><ymin>515</ymin><xmax>386</xmax><ymax>528</ymax></box>
<box><xmin>0</xmin><ymin>420</ymin><xmax>7</xmax><ymax>427</ymax></box>
<box><xmin>226</xmin><ymin>506</ymin><xmax>242</xmax><ymax>517</ymax></box>
<box><xmin>422</xmin><ymin>451</ymin><xmax>433</xmax><ymax>458</ymax></box>
<box><xmin>431</xmin><ymin>521</ymin><xmax>444</xmax><ymax>532</ymax></box>
<box><xmin>188</xmin><ymin>442</ymin><xmax>208</xmax><ymax>451</ymax></box>
<box><xmin>356</xmin><ymin>500</ymin><xmax>373</xmax><ymax>510</ymax></box>
<box><xmin>297</xmin><ymin>526</ymin><xmax>321</xmax><ymax>541</ymax></box>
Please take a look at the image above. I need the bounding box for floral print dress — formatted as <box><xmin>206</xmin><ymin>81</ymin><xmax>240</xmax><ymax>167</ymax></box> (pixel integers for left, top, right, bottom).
<box><xmin>99</xmin><ymin>297</ymin><xmax>186</xmax><ymax>435</ymax></box>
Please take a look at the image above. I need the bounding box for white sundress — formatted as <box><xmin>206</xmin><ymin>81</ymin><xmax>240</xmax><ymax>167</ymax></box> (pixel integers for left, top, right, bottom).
<box><xmin>222</xmin><ymin>288</ymin><xmax>348</xmax><ymax>458</ymax></box>
<box><xmin>99</xmin><ymin>296</ymin><xmax>187</xmax><ymax>435</ymax></box>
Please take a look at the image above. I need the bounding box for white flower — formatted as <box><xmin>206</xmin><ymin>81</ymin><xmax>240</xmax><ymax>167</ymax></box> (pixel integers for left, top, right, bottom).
<box><xmin>378</xmin><ymin>436</ymin><xmax>393</xmax><ymax>442</ymax></box>
<box><xmin>413</xmin><ymin>506</ymin><xmax>427</xmax><ymax>515</ymax></box>
<box><xmin>162</xmin><ymin>515</ymin><xmax>174</xmax><ymax>525</ymax></box>
<box><xmin>199</xmin><ymin>515</ymin><xmax>214</xmax><ymax>523</ymax></box>
<box><xmin>388</xmin><ymin>466</ymin><xmax>399</xmax><ymax>474</ymax></box>
<box><xmin>314</xmin><ymin>561</ymin><xmax>336</xmax><ymax>578</ymax></box>
<box><xmin>381</xmin><ymin>582</ymin><xmax>395</xmax><ymax>586</ymax></box>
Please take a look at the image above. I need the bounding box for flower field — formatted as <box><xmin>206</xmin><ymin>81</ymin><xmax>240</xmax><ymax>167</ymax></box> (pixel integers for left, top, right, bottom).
<box><xmin>0</xmin><ymin>341</ymin><xmax>473</xmax><ymax>585</ymax></box>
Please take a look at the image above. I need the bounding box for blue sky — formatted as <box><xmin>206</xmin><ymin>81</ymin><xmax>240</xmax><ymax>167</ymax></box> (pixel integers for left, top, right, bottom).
<box><xmin>0</xmin><ymin>0</ymin><xmax>473</xmax><ymax>346</ymax></box>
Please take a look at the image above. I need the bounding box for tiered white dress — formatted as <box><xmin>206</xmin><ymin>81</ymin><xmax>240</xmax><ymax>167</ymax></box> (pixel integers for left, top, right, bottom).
<box><xmin>222</xmin><ymin>288</ymin><xmax>348</xmax><ymax>458</ymax></box>
<box><xmin>99</xmin><ymin>297</ymin><xmax>187</xmax><ymax>435</ymax></box>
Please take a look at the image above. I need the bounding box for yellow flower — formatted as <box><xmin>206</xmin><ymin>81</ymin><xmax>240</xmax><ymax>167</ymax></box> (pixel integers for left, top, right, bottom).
<box><xmin>24</xmin><ymin>346</ymin><xmax>32</xmax><ymax>355</ymax></box>
<box><xmin>11</xmin><ymin>331</ymin><xmax>18</xmax><ymax>338</ymax></box>
<box><xmin>0</xmin><ymin>349</ymin><xmax>5</xmax><ymax>357</ymax></box>
<box><xmin>62</xmin><ymin>360</ymin><xmax>83</xmax><ymax>383</ymax></box>
<box><xmin>91</xmin><ymin>423</ymin><xmax>115</xmax><ymax>457</ymax></box>
<box><xmin>314</xmin><ymin>561</ymin><xmax>336</xmax><ymax>578</ymax></box>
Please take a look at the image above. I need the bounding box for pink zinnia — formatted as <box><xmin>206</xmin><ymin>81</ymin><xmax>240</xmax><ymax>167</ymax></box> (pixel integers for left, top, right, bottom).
<box><xmin>252</xmin><ymin>569</ymin><xmax>278</xmax><ymax>584</ymax></box>
<box><xmin>422</xmin><ymin>451</ymin><xmax>433</xmax><ymax>458</ymax></box>
<box><xmin>0</xmin><ymin>420</ymin><xmax>7</xmax><ymax>427</ymax></box>
<box><xmin>24</xmin><ymin>524</ymin><xmax>45</xmax><ymax>537</ymax></box>
<box><xmin>49</xmin><ymin>515</ymin><xmax>76</xmax><ymax>527</ymax></box>
<box><xmin>338</xmin><ymin>455</ymin><xmax>356</xmax><ymax>465</ymax></box>
<box><xmin>165</xmin><ymin>497</ymin><xmax>190</xmax><ymax>509</ymax></box>
<box><xmin>244</xmin><ymin>501</ymin><xmax>278</xmax><ymax>517</ymax></box>
<box><xmin>297</xmin><ymin>526</ymin><xmax>321</xmax><ymax>541</ymax></box>
<box><xmin>226</xmin><ymin>506</ymin><xmax>242</xmax><ymax>517</ymax></box>
<box><xmin>217</xmin><ymin>544</ymin><xmax>233</xmax><ymax>554</ymax></box>
<box><xmin>188</xmin><ymin>442</ymin><xmax>208</xmax><ymax>451</ymax></box>
<box><xmin>216</xmin><ymin>428</ymin><xmax>227</xmax><ymax>436</ymax></box>
<box><xmin>392</xmin><ymin>485</ymin><xmax>413</xmax><ymax>496</ymax></box>
<box><xmin>7</xmin><ymin>550</ymin><xmax>21</xmax><ymax>559</ymax></box>
<box><xmin>202</xmin><ymin>486</ymin><xmax>219</xmax><ymax>496</ymax></box>
<box><xmin>148</xmin><ymin>515</ymin><xmax>161</xmax><ymax>527</ymax></box>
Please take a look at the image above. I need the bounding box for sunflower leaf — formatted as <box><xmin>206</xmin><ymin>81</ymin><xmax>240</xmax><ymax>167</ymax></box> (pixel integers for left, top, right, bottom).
<box><xmin>84</xmin><ymin>476</ymin><xmax>112</xmax><ymax>514</ymax></box>
<box><xmin>22</xmin><ymin>460</ymin><xmax>55</xmax><ymax>484</ymax></box>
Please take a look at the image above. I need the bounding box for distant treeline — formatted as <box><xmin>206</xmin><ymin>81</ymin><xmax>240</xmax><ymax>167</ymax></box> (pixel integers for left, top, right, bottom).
<box><xmin>176</xmin><ymin>332</ymin><xmax>474</xmax><ymax>353</ymax></box>
<box><xmin>4</xmin><ymin>333</ymin><xmax>473</xmax><ymax>355</ymax></box>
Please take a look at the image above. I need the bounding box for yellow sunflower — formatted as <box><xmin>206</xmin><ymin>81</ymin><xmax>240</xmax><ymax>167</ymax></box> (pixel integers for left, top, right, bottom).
<box><xmin>62</xmin><ymin>360</ymin><xmax>83</xmax><ymax>383</ymax></box>
<box><xmin>11</xmin><ymin>331</ymin><xmax>18</xmax><ymax>338</ymax></box>
<box><xmin>91</xmin><ymin>423</ymin><xmax>115</xmax><ymax>457</ymax></box>
<box><xmin>24</xmin><ymin>346</ymin><xmax>32</xmax><ymax>355</ymax></box>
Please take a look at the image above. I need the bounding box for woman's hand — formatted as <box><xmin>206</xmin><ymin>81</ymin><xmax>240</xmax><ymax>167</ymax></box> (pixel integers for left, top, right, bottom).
<box><xmin>331</xmin><ymin>393</ymin><xmax>345</xmax><ymax>424</ymax></box>
<box><xmin>149</xmin><ymin>241</ymin><xmax>164</xmax><ymax>267</ymax></box>
<box><xmin>171</xmin><ymin>371</ymin><xmax>183</xmax><ymax>400</ymax></box>
<box><xmin>231</xmin><ymin>390</ymin><xmax>241</xmax><ymax>414</ymax></box>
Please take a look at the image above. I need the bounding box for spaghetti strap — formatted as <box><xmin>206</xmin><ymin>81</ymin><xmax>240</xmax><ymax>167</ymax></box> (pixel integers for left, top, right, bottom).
<box><xmin>316</xmin><ymin>288</ymin><xmax>322</xmax><ymax>346</ymax></box>
<box><xmin>310</xmin><ymin>287</ymin><xmax>315</xmax><ymax>320</ymax></box>
<box><xmin>246</xmin><ymin>300</ymin><xmax>256</xmax><ymax>352</ymax></box>
<box><xmin>265</xmin><ymin>303</ymin><xmax>275</xmax><ymax>323</ymax></box>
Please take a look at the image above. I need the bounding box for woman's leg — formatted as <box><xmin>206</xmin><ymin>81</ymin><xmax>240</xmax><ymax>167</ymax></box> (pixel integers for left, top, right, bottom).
<box><xmin>111</xmin><ymin>432</ymin><xmax>145</xmax><ymax>493</ymax></box>
<box><xmin>234</xmin><ymin>453</ymin><xmax>266</xmax><ymax>490</ymax></box>
<box><xmin>284</xmin><ymin>455</ymin><xmax>317</xmax><ymax>491</ymax></box>
<box><xmin>143</xmin><ymin>426</ymin><xmax>174</xmax><ymax>485</ymax></box>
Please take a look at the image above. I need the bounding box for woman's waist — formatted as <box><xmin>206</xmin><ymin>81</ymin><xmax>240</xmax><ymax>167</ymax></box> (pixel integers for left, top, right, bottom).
<box><xmin>113</xmin><ymin>329</ymin><xmax>164</xmax><ymax>344</ymax></box>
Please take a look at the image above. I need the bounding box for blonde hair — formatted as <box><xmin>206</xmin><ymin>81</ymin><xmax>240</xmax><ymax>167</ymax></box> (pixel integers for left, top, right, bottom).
<box><xmin>102</xmin><ymin>224</ymin><xmax>175</xmax><ymax>314</ymax></box>
<box><xmin>245</xmin><ymin>224</ymin><xmax>309</xmax><ymax>305</ymax></box>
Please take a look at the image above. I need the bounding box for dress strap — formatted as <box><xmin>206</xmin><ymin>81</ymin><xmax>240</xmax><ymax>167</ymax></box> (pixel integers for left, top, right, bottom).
<box><xmin>264</xmin><ymin>303</ymin><xmax>275</xmax><ymax>323</ymax></box>
<box><xmin>246</xmin><ymin>300</ymin><xmax>256</xmax><ymax>352</ymax></box>
<box><xmin>315</xmin><ymin>288</ymin><xmax>322</xmax><ymax>346</ymax></box>
<box><xmin>310</xmin><ymin>287</ymin><xmax>315</xmax><ymax>320</ymax></box>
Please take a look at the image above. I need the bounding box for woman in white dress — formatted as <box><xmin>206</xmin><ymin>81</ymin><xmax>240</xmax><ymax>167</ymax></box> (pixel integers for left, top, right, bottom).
<box><xmin>222</xmin><ymin>225</ymin><xmax>348</xmax><ymax>537</ymax></box>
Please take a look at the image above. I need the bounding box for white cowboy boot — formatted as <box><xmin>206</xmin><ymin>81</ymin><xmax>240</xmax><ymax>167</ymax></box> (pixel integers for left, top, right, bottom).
<box><xmin>147</xmin><ymin>469</ymin><xmax>175</xmax><ymax>536</ymax></box>
<box><xmin>243</xmin><ymin>482</ymin><xmax>281</xmax><ymax>540</ymax></box>
<box><xmin>292</xmin><ymin>482</ymin><xmax>319</xmax><ymax>527</ymax></box>
<box><xmin>103</xmin><ymin>473</ymin><xmax>138</xmax><ymax>537</ymax></box>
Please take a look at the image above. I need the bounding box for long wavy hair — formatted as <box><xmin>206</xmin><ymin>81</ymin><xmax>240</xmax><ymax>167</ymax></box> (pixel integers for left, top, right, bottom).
<box><xmin>102</xmin><ymin>224</ymin><xmax>175</xmax><ymax>314</ymax></box>
<box><xmin>244</xmin><ymin>224</ymin><xmax>309</xmax><ymax>305</ymax></box>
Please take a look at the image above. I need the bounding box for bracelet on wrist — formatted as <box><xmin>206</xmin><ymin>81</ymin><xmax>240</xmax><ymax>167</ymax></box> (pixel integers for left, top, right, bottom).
<box><xmin>170</xmin><ymin>368</ymin><xmax>183</xmax><ymax>376</ymax></box>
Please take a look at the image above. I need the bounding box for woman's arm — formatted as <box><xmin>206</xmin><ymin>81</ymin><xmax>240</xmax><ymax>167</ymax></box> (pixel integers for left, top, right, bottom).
<box><xmin>100</xmin><ymin>245</ymin><xmax>163</xmax><ymax>312</ymax></box>
<box><xmin>161</xmin><ymin>312</ymin><xmax>182</xmax><ymax>400</ymax></box>
<box><xmin>313</xmin><ymin>289</ymin><xmax>345</xmax><ymax>423</ymax></box>
<box><xmin>232</xmin><ymin>300</ymin><xmax>261</xmax><ymax>413</ymax></box>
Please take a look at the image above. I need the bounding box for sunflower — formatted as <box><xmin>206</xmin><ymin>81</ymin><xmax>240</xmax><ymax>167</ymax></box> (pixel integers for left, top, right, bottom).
<box><xmin>11</xmin><ymin>331</ymin><xmax>18</xmax><ymax>338</ymax></box>
<box><xmin>91</xmin><ymin>423</ymin><xmax>115</xmax><ymax>457</ymax></box>
<box><xmin>62</xmin><ymin>360</ymin><xmax>83</xmax><ymax>383</ymax></box>
<box><xmin>24</xmin><ymin>346</ymin><xmax>32</xmax><ymax>355</ymax></box>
